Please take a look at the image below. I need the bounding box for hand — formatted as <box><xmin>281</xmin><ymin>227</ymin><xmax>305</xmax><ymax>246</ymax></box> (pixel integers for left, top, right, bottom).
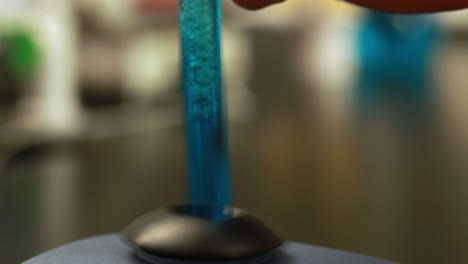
<box><xmin>233</xmin><ymin>0</ymin><xmax>468</xmax><ymax>13</ymax></box>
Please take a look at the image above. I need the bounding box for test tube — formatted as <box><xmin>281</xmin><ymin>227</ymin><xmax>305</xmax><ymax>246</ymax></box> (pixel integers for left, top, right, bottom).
<box><xmin>179</xmin><ymin>0</ymin><xmax>232</xmax><ymax>219</ymax></box>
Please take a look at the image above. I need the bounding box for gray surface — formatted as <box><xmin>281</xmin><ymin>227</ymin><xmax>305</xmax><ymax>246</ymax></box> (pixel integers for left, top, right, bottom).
<box><xmin>137</xmin><ymin>250</ymin><xmax>273</xmax><ymax>264</ymax></box>
<box><xmin>23</xmin><ymin>234</ymin><xmax>397</xmax><ymax>264</ymax></box>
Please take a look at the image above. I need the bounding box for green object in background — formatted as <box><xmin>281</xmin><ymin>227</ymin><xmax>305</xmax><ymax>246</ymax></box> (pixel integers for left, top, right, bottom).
<box><xmin>1</xmin><ymin>31</ymin><xmax>39</xmax><ymax>79</ymax></box>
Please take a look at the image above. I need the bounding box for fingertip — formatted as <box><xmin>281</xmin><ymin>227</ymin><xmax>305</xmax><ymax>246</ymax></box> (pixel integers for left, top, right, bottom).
<box><xmin>233</xmin><ymin>0</ymin><xmax>286</xmax><ymax>11</ymax></box>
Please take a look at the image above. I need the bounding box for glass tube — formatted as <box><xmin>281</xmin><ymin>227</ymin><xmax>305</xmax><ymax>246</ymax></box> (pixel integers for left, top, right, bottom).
<box><xmin>179</xmin><ymin>0</ymin><xmax>232</xmax><ymax>219</ymax></box>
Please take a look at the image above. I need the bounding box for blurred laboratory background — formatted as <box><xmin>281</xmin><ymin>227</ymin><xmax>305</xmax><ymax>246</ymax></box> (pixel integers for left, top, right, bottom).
<box><xmin>1</xmin><ymin>0</ymin><xmax>468</xmax><ymax>263</ymax></box>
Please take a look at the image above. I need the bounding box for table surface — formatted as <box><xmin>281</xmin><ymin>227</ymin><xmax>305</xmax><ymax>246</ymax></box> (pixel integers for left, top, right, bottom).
<box><xmin>23</xmin><ymin>234</ymin><xmax>397</xmax><ymax>264</ymax></box>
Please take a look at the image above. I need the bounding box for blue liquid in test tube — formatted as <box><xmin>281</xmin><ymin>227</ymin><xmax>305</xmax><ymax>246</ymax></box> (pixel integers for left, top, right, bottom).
<box><xmin>179</xmin><ymin>0</ymin><xmax>232</xmax><ymax>219</ymax></box>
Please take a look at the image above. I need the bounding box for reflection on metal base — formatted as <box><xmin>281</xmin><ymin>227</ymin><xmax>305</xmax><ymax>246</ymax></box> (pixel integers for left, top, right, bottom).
<box><xmin>123</xmin><ymin>205</ymin><xmax>283</xmax><ymax>261</ymax></box>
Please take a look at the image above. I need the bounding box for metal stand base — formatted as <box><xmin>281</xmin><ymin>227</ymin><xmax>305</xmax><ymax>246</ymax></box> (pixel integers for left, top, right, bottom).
<box><xmin>122</xmin><ymin>205</ymin><xmax>283</xmax><ymax>261</ymax></box>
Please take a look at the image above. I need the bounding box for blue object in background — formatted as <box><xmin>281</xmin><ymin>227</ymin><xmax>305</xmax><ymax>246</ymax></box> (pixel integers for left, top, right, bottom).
<box><xmin>356</xmin><ymin>12</ymin><xmax>440</xmax><ymax>108</ymax></box>
<box><xmin>179</xmin><ymin>0</ymin><xmax>232</xmax><ymax>219</ymax></box>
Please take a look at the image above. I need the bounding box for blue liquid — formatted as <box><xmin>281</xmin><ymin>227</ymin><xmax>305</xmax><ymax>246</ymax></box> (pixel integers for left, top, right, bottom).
<box><xmin>179</xmin><ymin>0</ymin><xmax>232</xmax><ymax>219</ymax></box>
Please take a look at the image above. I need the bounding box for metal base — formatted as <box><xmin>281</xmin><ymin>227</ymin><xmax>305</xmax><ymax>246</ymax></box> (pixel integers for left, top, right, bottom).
<box><xmin>122</xmin><ymin>205</ymin><xmax>283</xmax><ymax>261</ymax></box>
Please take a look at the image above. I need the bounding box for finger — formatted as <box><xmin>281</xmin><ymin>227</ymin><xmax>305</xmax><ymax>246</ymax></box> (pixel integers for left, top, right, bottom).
<box><xmin>233</xmin><ymin>0</ymin><xmax>286</xmax><ymax>10</ymax></box>
<box><xmin>346</xmin><ymin>0</ymin><xmax>468</xmax><ymax>13</ymax></box>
